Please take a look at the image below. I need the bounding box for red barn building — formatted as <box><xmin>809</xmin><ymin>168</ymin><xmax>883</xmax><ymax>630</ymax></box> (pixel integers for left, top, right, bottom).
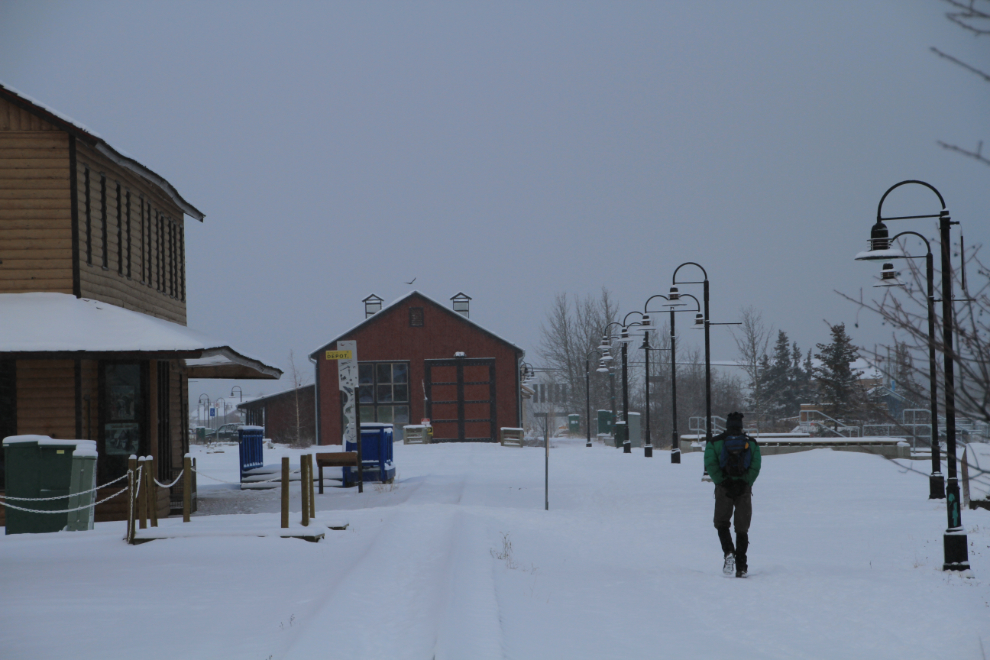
<box><xmin>311</xmin><ymin>292</ymin><xmax>524</xmax><ymax>444</ymax></box>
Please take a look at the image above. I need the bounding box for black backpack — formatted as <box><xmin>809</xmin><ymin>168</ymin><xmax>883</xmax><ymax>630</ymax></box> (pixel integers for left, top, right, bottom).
<box><xmin>719</xmin><ymin>435</ymin><xmax>753</xmax><ymax>478</ymax></box>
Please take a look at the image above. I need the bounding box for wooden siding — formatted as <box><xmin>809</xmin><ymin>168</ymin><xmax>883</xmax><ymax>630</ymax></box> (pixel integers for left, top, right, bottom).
<box><xmin>0</xmin><ymin>126</ymin><xmax>73</xmax><ymax>294</ymax></box>
<box><xmin>75</xmin><ymin>141</ymin><xmax>187</xmax><ymax>325</ymax></box>
<box><xmin>0</xmin><ymin>98</ymin><xmax>60</xmax><ymax>132</ymax></box>
<box><xmin>15</xmin><ymin>360</ymin><xmax>76</xmax><ymax>439</ymax></box>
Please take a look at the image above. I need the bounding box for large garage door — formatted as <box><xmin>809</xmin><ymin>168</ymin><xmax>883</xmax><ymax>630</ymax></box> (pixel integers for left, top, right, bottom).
<box><xmin>425</xmin><ymin>358</ymin><xmax>496</xmax><ymax>442</ymax></box>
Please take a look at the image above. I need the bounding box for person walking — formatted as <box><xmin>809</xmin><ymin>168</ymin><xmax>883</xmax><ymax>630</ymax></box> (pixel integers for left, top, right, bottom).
<box><xmin>705</xmin><ymin>411</ymin><xmax>761</xmax><ymax>578</ymax></box>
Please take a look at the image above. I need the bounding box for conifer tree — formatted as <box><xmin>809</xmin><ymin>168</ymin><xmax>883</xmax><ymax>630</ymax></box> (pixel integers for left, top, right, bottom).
<box><xmin>813</xmin><ymin>323</ymin><xmax>864</xmax><ymax>421</ymax></box>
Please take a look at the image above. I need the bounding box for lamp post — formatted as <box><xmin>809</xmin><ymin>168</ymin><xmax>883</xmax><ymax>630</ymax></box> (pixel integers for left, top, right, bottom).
<box><xmin>215</xmin><ymin>397</ymin><xmax>226</xmax><ymax>427</ymax></box>
<box><xmin>858</xmin><ymin>179</ymin><xmax>969</xmax><ymax>571</ymax></box>
<box><xmin>583</xmin><ymin>348</ymin><xmax>603</xmax><ymax>448</ymax></box>
<box><xmin>198</xmin><ymin>394</ymin><xmax>210</xmax><ymax>427</ymax></box>
<box><xmin>670</xmin><ymin>264</ymin><xmax>740</xmax><ymax>479</ymax></box>
<box><xmin>638</xmin><ymin>330</ymin><xmax>672</xmax><ymax>458</ymax></box>
<box><xmin>230</xmin><ymin>385</ymin><xmax>243</xmax><ymax>403</ymax></box>
<box><xmin>614</xmin><ymin>313</ymin><xmax>647</xmax><ymax>454</ymax></box>
<box><xmin>643</xmin><ymin>293</ymin><xmax>702</xmax><ymax>463</ymax></box>
<box><xmin>600</xmin><ymin>322</ymin><xmax>623</xmax><ymax>445</ymax></box>
<box><xmin>855</xmin><ymin>230</ymin><xmax>943</xmax><ymax>499</ymax></box>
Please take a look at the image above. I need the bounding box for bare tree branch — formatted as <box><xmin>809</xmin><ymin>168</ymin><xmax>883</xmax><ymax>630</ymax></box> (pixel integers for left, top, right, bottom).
<box><xmin>930</xmin><ymin>46</ymin><xmax>990</xmax><ymax>82</ymax></box>
<box><xmin>937</xmin><ymin>140</ymin><xmax>990</xmax><ymax>166</ymax></box>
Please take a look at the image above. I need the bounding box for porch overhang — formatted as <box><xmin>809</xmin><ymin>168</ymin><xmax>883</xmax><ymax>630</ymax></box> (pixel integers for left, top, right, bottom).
<box><xmin>0</xmin><ymin>293</ymin><xmax>281</xmax><ymax>380</ymax></box>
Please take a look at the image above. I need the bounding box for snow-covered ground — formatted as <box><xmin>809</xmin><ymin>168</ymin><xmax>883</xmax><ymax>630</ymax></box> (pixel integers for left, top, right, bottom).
<box><xmin>2</xmin><ymin>439</ymin><xmax>989</xmax><ymax>659</ymax></box>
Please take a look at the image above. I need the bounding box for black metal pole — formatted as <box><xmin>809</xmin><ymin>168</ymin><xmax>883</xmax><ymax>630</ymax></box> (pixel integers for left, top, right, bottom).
<box><xmin>670</xmin><ymin>307</ymin><xmax>680</xmax><ymax>464</ymax></box>
<box><xmin>702</xmin><ymin>279</ymin><xmax>712</xmax><ymax>480</ymax></box>
<box><xmin>643</xmin><ymin>333</ymin><xmax>652</xmax><ymax>457</ymax></box>
<box><xmin>925</xmin><ymin>251</ymin><xmax>945</xmax><ymax>499</ymax></box>
<box><xmin>939</xmin><ymin>209</ymin><xmax>968</xmax><ymax>570</ymax></box>
<box><xmin>609</xmin><ymin>368</ymin><xmax>617</xmax><ymax>444</ymax></box>
<box><xmin>543</xmin><ymin>413</ymin><xmax>550</xmax><ymax>511</ymax></box>
<box><xmin>585</xmin><ymin>357</ymin><xmax>592</xmax><ymax>448</ymax></box>
<box><xmin>622</xmin><ymin>341</ymin><xmax>631</xmax><ymax>453</ymax></box>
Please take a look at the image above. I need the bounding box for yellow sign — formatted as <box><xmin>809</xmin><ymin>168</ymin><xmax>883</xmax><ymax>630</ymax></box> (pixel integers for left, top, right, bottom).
<box><xmin>325</xmin><ymin>350</ymin><xmax>353</xmax><ymax>361</ymax></box>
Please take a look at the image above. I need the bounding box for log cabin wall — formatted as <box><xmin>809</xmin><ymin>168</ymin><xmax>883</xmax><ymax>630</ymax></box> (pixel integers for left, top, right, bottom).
<box><xmin>14</xmin><ymin>359</ymin><xmax>76</xmax><ymax>439</ymax></box>
<box><xmin>0</xmin><ymin>96</ymin><xmax>73</xmax><ymax>295</ymax></box>
<box><xmin>0</xmin><ymin>95</ymin><xmax>189</xmax><ymax>324</ymax></box>
<box><xmin>74</xmin><ymin>141</ymin><xmax>187</xmax><ymax>325</ymax></box>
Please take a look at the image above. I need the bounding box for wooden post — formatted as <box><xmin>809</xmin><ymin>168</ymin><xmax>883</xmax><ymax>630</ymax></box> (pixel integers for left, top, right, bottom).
<box><xmin>127</xmin><ymin>455</ymin><xmax>137</xmax><ymax>544</ymax></box>
<box><xmin>138</xmin><ymin>457</ymin><xmax>148</xmax><ymax>530</ymax></box>
<box><xmin>308</xmin><ymin>454</ymin><xmax>316</xmax><ymax>519</ymax></box>
<box><xmin>149</xmin><ymin>456</ymin><xmax>159</xmax><ymax>527</ymax></box>
<box><xmin>301</xmin><ymin>455</ymin><xmax>310</xmax><ymax>527</ymax></box>
<box><xmin>182</xmin><ymin>454</ymin><xmax>191</xmax><ymax>523</ymax></box>
<box><xmin>281</xmin><ymin>456</ymin><xmax>289</xmax><ymax>529</ymax></box>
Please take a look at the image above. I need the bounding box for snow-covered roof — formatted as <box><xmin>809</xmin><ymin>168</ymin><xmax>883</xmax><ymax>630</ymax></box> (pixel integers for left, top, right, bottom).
<box><xmin>0</xmin><ymin>293</ymin><xmax>281</xmax><ymax>379</ymax></box>
<box><xmin>0</xmin><ymin>81</ymin><xmax>204</xmax><ymax>221</ymax></box>
<box><xmin>309</xmin><ymin>290</ymin><xmax>525</xmax><ymax>358</ymax></box>
<box><xmin>236</xmin><ymin>383</ymin><xmax>315</xmax><ymax>409</ymax></box>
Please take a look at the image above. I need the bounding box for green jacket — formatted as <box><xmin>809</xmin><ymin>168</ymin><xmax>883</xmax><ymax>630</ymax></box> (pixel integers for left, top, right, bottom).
<box><xmin>704</xmin><ymin>434</ymin><xmax>762</xmax><ymax>486</ymax></box>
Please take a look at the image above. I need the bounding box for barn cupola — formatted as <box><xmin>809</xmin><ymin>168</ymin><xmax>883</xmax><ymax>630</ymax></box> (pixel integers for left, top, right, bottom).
<box><xmin>363</xmin><ymin>293</ymin><xmax>383</xmax><ymax>318</ymax></box>
<box><xmin>451</xmin><ymin>292</ymin><xmax>471</xmax><ymax>318</ymax></box>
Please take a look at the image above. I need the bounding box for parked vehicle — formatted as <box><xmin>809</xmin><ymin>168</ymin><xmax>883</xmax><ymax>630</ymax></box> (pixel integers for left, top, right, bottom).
<box><xmin>205</xmin><ymin>423</ymin><xmax>245</xmax><ymax>443</ymax></box>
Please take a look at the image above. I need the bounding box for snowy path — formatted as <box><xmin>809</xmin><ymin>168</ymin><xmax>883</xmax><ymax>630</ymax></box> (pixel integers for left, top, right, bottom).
<box><xmin>1</xmin><ymin>439</ymin><xmax>989</xmax><ymax>659</ymax></box>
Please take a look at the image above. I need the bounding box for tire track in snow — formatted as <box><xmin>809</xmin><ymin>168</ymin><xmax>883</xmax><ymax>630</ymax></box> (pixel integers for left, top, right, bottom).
<box><xmin>429</xmin><ymin>510</ymin><xmax>505</xmax><ymax>660</ymax></box>
<box><xmin>280</xmin><ymin>470</ymin><xmax>493</xmax><ymax>659</ymax></box>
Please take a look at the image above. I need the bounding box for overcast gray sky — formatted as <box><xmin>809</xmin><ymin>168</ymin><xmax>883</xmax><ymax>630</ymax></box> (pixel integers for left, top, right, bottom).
<box><xmin>1</xmin><ymin>1</ymin><xmax>987</xmax><ymax>406</ymax></box>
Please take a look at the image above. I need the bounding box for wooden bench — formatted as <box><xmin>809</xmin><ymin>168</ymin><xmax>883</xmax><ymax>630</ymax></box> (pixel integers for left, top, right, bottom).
<box><xmin>315</xmin><ymin>452</ymin><xmax>359</xmax><ymax>494</ymax></box>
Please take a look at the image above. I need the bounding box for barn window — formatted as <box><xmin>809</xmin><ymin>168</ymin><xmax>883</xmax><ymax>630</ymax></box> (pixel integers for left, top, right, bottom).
<box><xmin>357</xmin><ymin>361</ymin><xmax>410</xmax><ymax>428</ymax></box>
<box><xmin>409</xmin><ymin>307</ymin><xmax>424</xmax><ymax>327</ymax></box>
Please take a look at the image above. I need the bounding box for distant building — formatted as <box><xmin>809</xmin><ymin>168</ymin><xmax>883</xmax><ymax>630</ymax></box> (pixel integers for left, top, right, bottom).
<box><xmin>310</xmin><ymin>291</ymin><xmax>524</xmax><ymax>444</ymax></box>
<box><xmin>237</xmin><ymin>385</ymin><xmax>315</xmax><ymax>445</ymax></box>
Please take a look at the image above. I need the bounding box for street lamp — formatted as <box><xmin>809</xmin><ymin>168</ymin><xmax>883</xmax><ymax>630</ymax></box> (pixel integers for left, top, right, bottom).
<box><xmin>600</xmin><ymin>322</ymin><xmax>624</xmax><ymax>445</ymax></box>
<box><xmin>855</xmin><ymin>230</ymin><xmax>943</xmax><ymax>499</ymax></box>
<box><xmin>857</xmin><ymin>179</ymin><xmax>969</xmax><ymax>571</ymax></box>
<box><xmin>583</xmin><ymin>348</ymin><xmax>604</xmax><ymax>448</ymax></box>
<box><xmin>198</xmin><ymin>394</ymin><xmax>210</xmax><ymax>426</ymax></box>
<box><xmin>615</xmin><ymin>312</ymin><xmax>647</xmax><ymax>454</ymax></box>
<box><xmin>642</xmin><ymin>293</ymin><xmax>701</xmax><ymax>463</ymax></box>
<box><xmin>215</xmin><ymin>397</ymin><xmax>227</xmax><ymax>427</ymax></box>
<box><xmin>671</xmin><ymin>263</ymin><xmax>741</xmax><ymax>479</ymax></box>
<box><xmin>230</xmin><ymin>385</ymin><xmax>243</xmax><ymax>403</ymax></box>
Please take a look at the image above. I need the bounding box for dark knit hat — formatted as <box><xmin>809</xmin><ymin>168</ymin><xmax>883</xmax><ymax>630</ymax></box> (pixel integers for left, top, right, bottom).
<box><xmin>726</xmin><ymin>412</ymin><xmax>744</xmax><ymax>434</ymax></box>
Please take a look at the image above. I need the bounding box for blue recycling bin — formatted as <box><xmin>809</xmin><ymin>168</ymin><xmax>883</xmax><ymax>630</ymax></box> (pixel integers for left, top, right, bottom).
<box><xmin>238</xmin><ymin>426</ymin><xmax>264</xmax><ymax>482</ymax></box>
<box><xmin>344</xmin><ymin>423</ymin><xmax>395</xmax><ymax>485</ymax></box>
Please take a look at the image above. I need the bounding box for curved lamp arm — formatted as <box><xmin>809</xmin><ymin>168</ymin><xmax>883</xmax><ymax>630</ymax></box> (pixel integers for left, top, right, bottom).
<box><xmin>877</xmin><ymin>179</ymin><xmax>946</xmax><ymax>222</ymax></box>
<box><xmin>672</xmin><ymin>261</ymin><xmax>709</xmax><ymax>285</ymax></box>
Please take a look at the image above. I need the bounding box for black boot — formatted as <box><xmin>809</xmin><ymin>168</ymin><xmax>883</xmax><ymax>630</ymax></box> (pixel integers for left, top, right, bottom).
<box><xmin>735</xmin><ymin>532</ymin><xmax>749</xmax><ymax>577</ymax></box>
<box><xmin>717</xmin><ymin>526</ymin><xmax>735</xmax><ymax>555</ymax></box>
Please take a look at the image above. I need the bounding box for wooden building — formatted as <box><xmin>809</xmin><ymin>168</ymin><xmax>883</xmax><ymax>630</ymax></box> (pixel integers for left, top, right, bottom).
<box><xmin>237</xmin><ymin>385</ymin><xmax>316</xmax><ymax>446</ymax></box>
<box><xmin>310</xmin><ymin>291</ymin><xmax>524</xmax><ymax>445</ymax></box>
<box><xmin>0</xmin><ymin>83</ymin><xmax>281</xmax><ymax>523</ymax></box>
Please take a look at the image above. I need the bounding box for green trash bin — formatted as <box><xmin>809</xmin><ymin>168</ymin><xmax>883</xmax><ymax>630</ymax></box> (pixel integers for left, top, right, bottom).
<box><xmin>3</xmin><ymin>436</ymin><xmax>99</xmax><ymax>535</ymax></box>
<box><xmin>614</xmin><ymin>421</ymin><xmax>627</xmax><ymax>449</ymax></box>
<box><xmin>597</xmin><ymin>410</ymin><xmax>613</xmax><ymax>436</ymax></box>
<box><xmin>567</xmin><ymin>414</ymin><xmax>580</xmax><ymax>436</ymax></box>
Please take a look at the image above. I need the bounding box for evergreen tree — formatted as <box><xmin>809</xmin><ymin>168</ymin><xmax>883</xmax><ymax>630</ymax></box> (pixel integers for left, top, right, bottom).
<box><xmin>788</xmin><ymin>342</ymin><xmax>814</xmax><ymax>417</ymax></box>
<box><xmin>762</xmin><ymin>331</ymin><xmax>792</xmax><ymax>419</ymax></box>
<box><xmin>813</xmin><ymin>323</ymin><xmax>864</xmax><ymax>421</ymax></box>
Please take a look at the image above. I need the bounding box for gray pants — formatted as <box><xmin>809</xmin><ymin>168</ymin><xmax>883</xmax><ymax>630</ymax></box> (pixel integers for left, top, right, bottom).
<box><xmin>714</xmin><ymin>482</ymin><xmax>752</xmax><ymax>533</ymax></box>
